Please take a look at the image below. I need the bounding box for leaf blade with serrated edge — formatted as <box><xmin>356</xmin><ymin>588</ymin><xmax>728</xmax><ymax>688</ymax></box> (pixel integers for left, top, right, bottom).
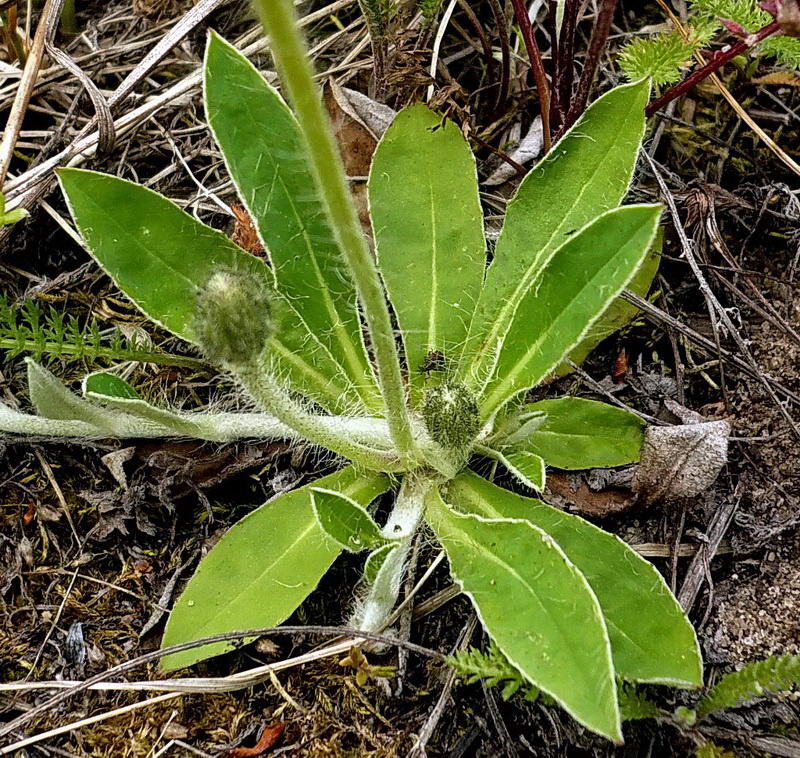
<box><xmin>161</xmin><ymin>467</ymin><xmax>390</xmax><ymax>670</ymax></box>
<box><xmin>480</xmin><ymin>205</ymin><xmax>661</xmax><ymax>419</ymax></box>
<box><xmin>426</xmin><ymin>488</ymin><xmax>621</xmax><ymax>741</ymax></box>
<box><xmin>369</xmin><ymin>104</ymin><xmax>485</xmax><ymax>396</ymax></box>
<box><xmin>446</xmin><ymin>472</ymin><xmax>702</xmax><ymax>687</ymax></box>
<box><xmin>311</xmin><ymin>487</ymin><xmax>393</xmax><ymax>552</ymax></box>
<box><xmin>517</xmin><ymin>397</ymin><xmax>646</xmax><ymax>469</ymax></box>
<box><xmin>203</xmin><ymin>32</ymin><xmax>379</xmax><ymax>412</ymax></box>
<box><xmin>458</xmin><ymin>80</ymin><xmax>650</xmax><ymax>384</ymax></box>
<box><xmin>57</xmin><ymin>168</ymin><xmax>357</xmax><ymax>413</ymax></box>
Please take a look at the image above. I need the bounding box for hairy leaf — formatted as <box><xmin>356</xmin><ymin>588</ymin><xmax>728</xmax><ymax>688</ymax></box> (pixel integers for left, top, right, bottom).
<box><xmin>363</xmin><ymin>542</ymin><xmax>395</xmax><ymax>585</ymax></box>
<box><xmin>516</xmin><ymin>397</ymin><xmax>646</xmax><ymax>469</ymax></box>
<box><xmin>481</xmin><ymin>446</ymin><xmax>545</xmax><ymax>490</ymax></box>
<box><xmin>311</xmin><ymin>487</ymin><xmax>392</xmax><ymax>551</ymax></box>
<box><xmin>460</xmin><ymin>80</ymin><xmax>651</xmax><ymax>383</ymax></box>
<box><xmin>426</xmin><ymin>489</ymin><xmax>621</xmax><ymax>741</ymax></box>
<box><xmin>480</xmin><ymin>205</ymin><xmax>661</xmax><ymax>418</ymax></box>
<box><xmin>369</xmin><ymin>104</ymin><xmax>485</xmax><ymax>395</ymax></box>
<box><xmin>161</xmin><ymin>467</ymin><xmax>390</xmax><ymax>670</ymax></box>
<box><xmin>204</xmin><ymin>33</ymin><xmax>379</xmax><ymax>411</ymax></box>
<box><xmin>447</xmin><ymin>473</ymin><xmax>702</xmax><ymax>687</ymax></box>
<box><xmin>57</xmin><ymin>168</ymin><xmax>355</xmax><ymax>413</ymax></box>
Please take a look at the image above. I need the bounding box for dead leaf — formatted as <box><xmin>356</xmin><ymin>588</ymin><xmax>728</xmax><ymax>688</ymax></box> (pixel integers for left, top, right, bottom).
<box><xmin>101</xmin><ymin>446</ymin><xmax>135</xmax><ymax>489</ymax></box>
<box><xmin>225</xmin><ymin>723</ymin><xmax>285</xmax><ymax>757</ymax></box>
<box><xmin>752</xmin><ymin>71</ymin><xmax>800</xmax><ymax>86</ymax></box>
<box><xmin>633</xmin><ymin>402</ymin><xmax>730</xmax><ymax>505</ymax></box>
<box><xmin>22</xmin><ymin>502</ymin><xmax>35</xmax><ymax>526</ymax></box>
<box><xmin>330</xmin><ymin>81</ymin><xmax>396</xmax><ymax>139</ymax></box>
<box><xmin>546</xmin><ymin>472</ymin><xmax>635</xmax><ymax>518</ymax></box>
<box><xmin>612</xmin><ymin>349</ymin><xmax>628</xmax><ymax>384</ymax></box>
<box><xmin>325</xmin><ymin>87</ymin><xmax>379</xmax><ymax>234</ymax></box>
<box><xmin>232</xmin><ymin>204</ymin><xmax>264</xmax><ymax>255</ymax></box>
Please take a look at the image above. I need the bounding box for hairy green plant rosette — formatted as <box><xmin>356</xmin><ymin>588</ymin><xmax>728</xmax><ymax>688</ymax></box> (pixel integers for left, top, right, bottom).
<box><xmin>0</xmin><ymin>2</ymin><xmax>703</xmax><ymax>742</ymax></box>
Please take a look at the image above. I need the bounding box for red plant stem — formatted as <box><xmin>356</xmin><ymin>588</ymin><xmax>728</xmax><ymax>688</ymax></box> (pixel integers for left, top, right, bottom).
<box><xmin>511</xmin><ymin>0</ymin><xmax>551</xmax><ymax>151</ymax></box>
<box><xmin>562</xmin><ymin>0</ymin><xmax>617</xmax><ymax>133</ymax></box>
<box><xmin>546</xmin><ymin>0</ymin><xmax>562</xmax><ymax>130</ymax></box>
<box><xmin>645</xmin><ymin>20</ymin><xmax>782</xmax><ymax>116</ymax></box>
<box><xmin>553</xmin><ymin>0</ymin><xmax>580</xmax><ymax>134</ymax></box>
<box><xmin>554</xmin><ymin>0</ymin><xmax>579</xmax><ymax>129</ymax></box>
<box><xmin>487</xmin><ymin>0</ymin><xmax>510</xmax><ymax>116</ymax></box>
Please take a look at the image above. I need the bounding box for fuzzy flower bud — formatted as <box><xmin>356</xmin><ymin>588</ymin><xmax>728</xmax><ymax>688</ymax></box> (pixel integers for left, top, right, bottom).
<box><xmin>421</xmin><ymin>381</ymin><xmax>480</xmax><ymax>452</ymax></box>
<box><xmin>195</xmin><ymin>269</ymin><xmax>272</xmax><ymax>365</ymax></box>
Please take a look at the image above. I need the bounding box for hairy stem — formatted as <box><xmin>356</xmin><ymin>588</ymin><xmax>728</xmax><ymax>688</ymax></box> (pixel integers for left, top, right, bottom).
<box><xmin>253</xmin><ymin>0</ymin><xmax>416</xmax><ymax>463</ymax></box>
<box><xmin>511</xmin><ymin>0</ymin><xmax>551</xmax><ymax>151</ymax></box>
<box><xmin>645</xmin><ymin>21</ymin><xmax>782</xmax><ymax>116</ymax></box>
<box><xmin>353</xmin><ymin>472</ymin><xmax>433</xmax><ymax>631</ymax></box>
<box><xmin>235</xmin><ymin>359</ymin><xmax>403</xmax><ymax>471</ymax></box>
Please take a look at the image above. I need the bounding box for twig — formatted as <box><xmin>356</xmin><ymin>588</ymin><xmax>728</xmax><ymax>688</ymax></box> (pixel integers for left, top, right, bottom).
<box><xmin>0</xmin><ymin>0</ymin><xmax>61</xmax><ymax>183</ymax></box>
<box><xmin>654</xmin><ymin>0</ymin><xmax>800</xmax><ymax>177</ymax></box>
<box><xmin>0</xmin><ymin>625</ymin><xmax>444</xmax><ymax>738</ymax></box>
<box><xmin>2</xmin><ymin>693</ymin><xmax>181</xmax><ymax>755</ymax></box>
<box><xmin>407</xmin><ymin>615</ymin><xmax>478</xmax><ymax>758</ymax></box>
<box><xmin>510</xmin><ymin>0</ymin><xmax>551</xmax><ymax>151</ymax></box>
<box><xmin>645</xmin><ymin>152</ymin><xmax>800</xmax><ymax>444</ymax></box>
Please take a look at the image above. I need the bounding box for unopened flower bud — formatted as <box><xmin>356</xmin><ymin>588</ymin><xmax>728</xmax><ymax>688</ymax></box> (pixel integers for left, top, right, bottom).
<box><xmin>195</xmin><ymin>269</ymin><xmax>272</xmax><ymax>365</ymax></box>
<box><xmin>422</xmin><ymin>381</ymin><xmax>480</xmax><ymax>451</ymax></box>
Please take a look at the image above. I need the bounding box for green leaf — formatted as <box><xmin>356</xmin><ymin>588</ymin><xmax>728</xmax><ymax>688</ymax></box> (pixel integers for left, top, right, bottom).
<box><xmin>426</xmin><ymin>488</ymin><xmax>621</xmax><ymax>741</ymax></box>
<box><xmin>203</xmin><ymin>33</ymin><xmax>379</xmax><ymax>412</ymax></box>
<box><xmin>697</xmin><ymin>654</ymin><xmax>800</xmax><ymax>719</ymax></box>
<box><xmin>446</xmin><ymin>472</ymin><xmax>702</xmax><ymax>687</ymax></box>
<box><xmin>57</xmin><ymin>168</ymin><xmax>354</xmax><ymax>413</ymax></box>
<box><xmin>26</xmin><ymin>359</ymin><xmax>124</xmax><ymax>432</ymax></box>
<box><xmin>459</xmin><ymin>80</ymin><xmax>651</xmax><ymax>383</ymax></box>
<box><xmin>480</xmin><ymin>205</ymin><xmax>661</xmax><ymax>418</ymax></box>
<box><xmin>363</xmin><ymin>542</ymin><xmax>395</xmax><ymax>585</ymax></box>
<box><xmin>83</xmin><ymin>372</ymin><xmax>139</xmax><ymax>400</ymax></box>
<box><xmin>516</xmin><ymin>397</ymin><xmax>646</xmax><ymax>469</ymax></box>
<box><xmin>368</xmin><ymin>104</ymin><xmax>485</xmax><ymax>395</ymax></box>
<box><xmin>480</xmin><ymin>446</ymin><xmax>545</xmax><ymax>490</ymax></box>
<box><xmin>161</xmin><ymin>467</ymin><xmax>390</xmax><ymax>670</ymax></box>
<box><xmin>311</xmin><ymin>487</ymin><xmax>392</xmax><ymax>552</ymax></box>
<box><xmin>556</xmin><ymin>232</ymin><xmax>662</xmax><ymax>376</ymax></box>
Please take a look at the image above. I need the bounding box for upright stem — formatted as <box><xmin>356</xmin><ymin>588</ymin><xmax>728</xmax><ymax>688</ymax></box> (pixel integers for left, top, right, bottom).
<box><xmin>253</xmin><ymin>0</ymin><xmax>416</xmax><ymax>463</ymax></box>
<box><xmin>554</xmin><ymin>0</ymin><xmax>578</xmax><ymax>126</ymax></box>
<box><xmin>561</xmin><ymin>0</ymin><xmax>616</xmax><ymax>133</ymax></box>
<box><xmin>645</xmin><ymin>21</ymin><xmax>782</xmax><ymax>116</ymax></box>
<box><xmin>511</xmin><ymin>0</ymin><xmax>551</xmax><ymax>152</ymax></box>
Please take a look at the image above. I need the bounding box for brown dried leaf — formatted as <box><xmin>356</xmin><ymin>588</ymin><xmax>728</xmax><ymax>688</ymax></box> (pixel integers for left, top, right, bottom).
<box><xmin>546</xmin><ymin>472</ymin><xmax>635</xmax><ymax>518</ymax></box>
<box><xmin>225</xmin><ymin>723</ymin><xmax>285</xmax><ymax>757</ymax></box>
<box><xmin>231</xmin><ymin>204</ymin><xmax>265</xmax><ymax>255</ymax></box>
<box><xmin>325</xmin><ymin>87</ymin><xmax>379</xmax><ymax>235</ymax></box>
<box><xmin>633</xmin><ymin>407</ymin><xmax>730</xmax><ymax>505</ymax></box>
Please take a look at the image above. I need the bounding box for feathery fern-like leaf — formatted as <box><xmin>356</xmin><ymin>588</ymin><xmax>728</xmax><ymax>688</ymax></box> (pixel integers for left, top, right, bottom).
<box><xmin>697</xmin><ymin>654</ymin><xmax>800</xmax><ymax>719</ymax></box>
<box><xmin>617</xmin><ymin>683</ymin><xmax>664</xmax><ymax>722</ymax></box>
<box><xmin>448</xmin><ymin>644</ymin><xmax>544</xmax><ymax>701</ymax></box>
<box><xmin>0</xmin><ymin>296</ymin><xmax>203</xmax><ymax>368</ymax></box>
